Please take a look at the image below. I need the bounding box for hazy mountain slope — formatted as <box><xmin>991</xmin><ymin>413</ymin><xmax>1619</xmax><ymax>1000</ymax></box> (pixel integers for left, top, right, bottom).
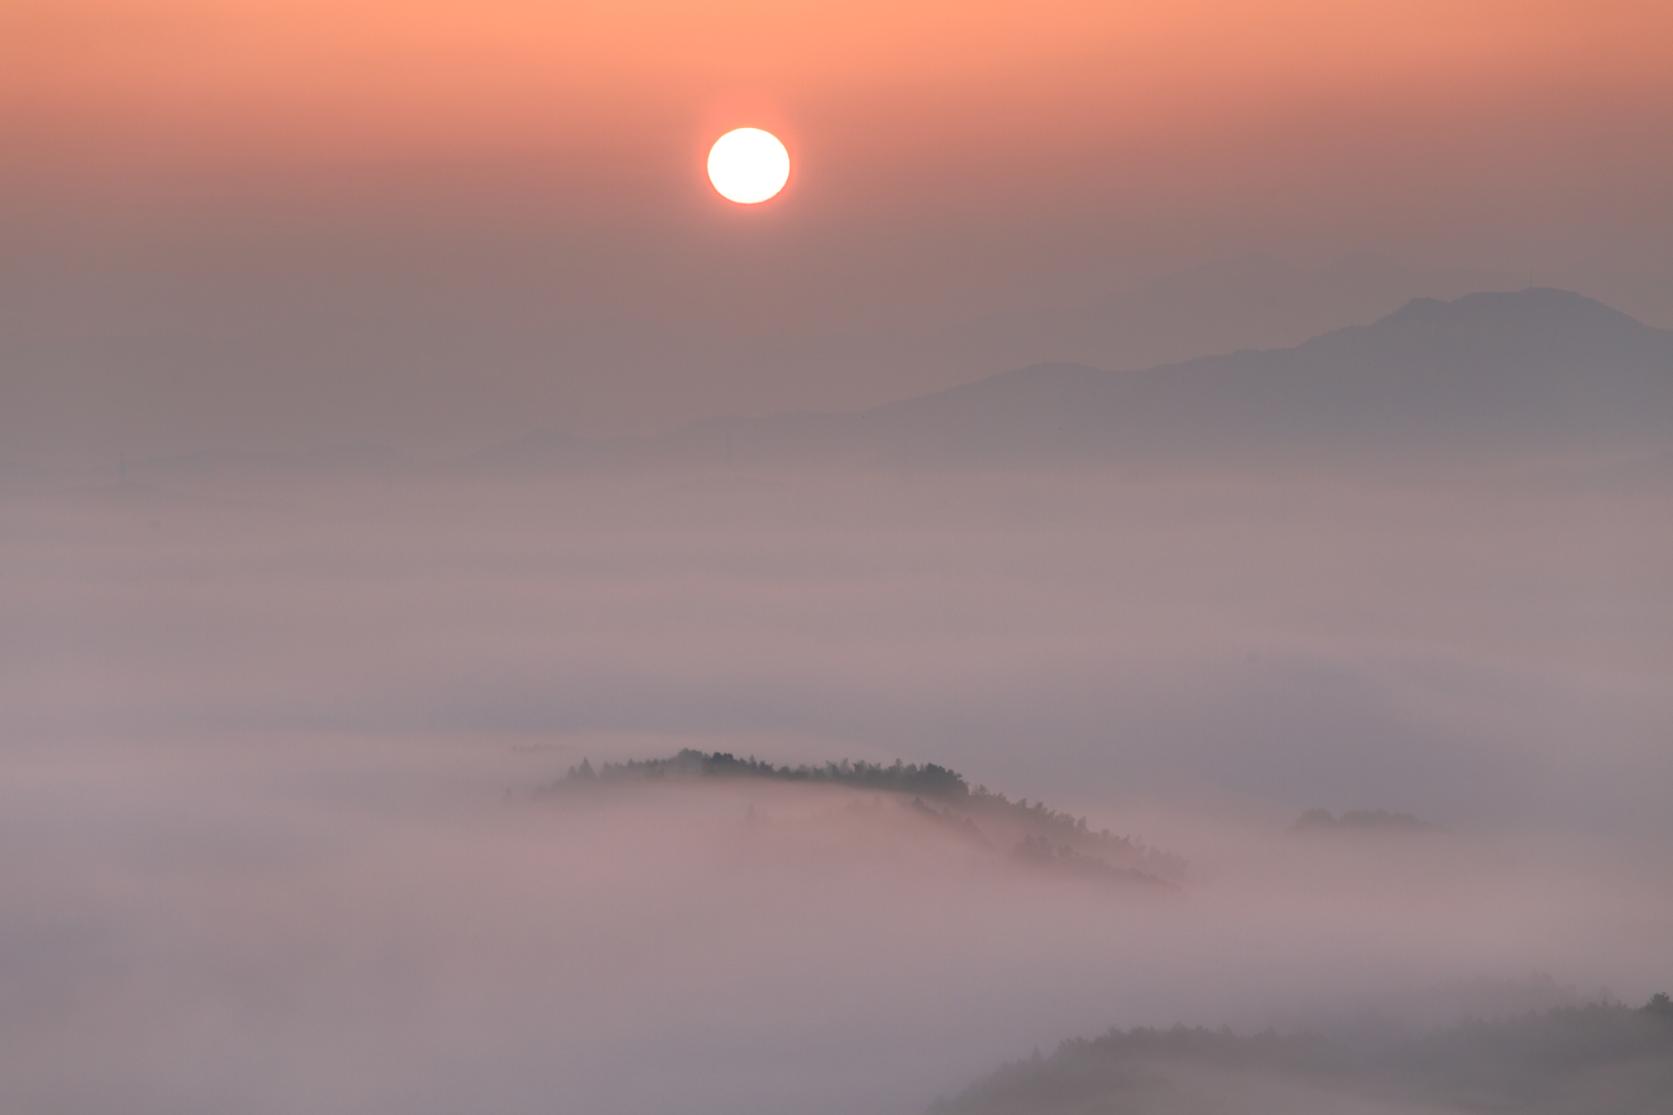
<box><xmin>626</xmin><ymin>288</ymin><xmax>1673</xmax><ymax>466</ymax></box>
<box><xmin>931</xmin><ymin>999</ymin><xmax>1673</xmax><ymax>1115</ymax></box>
<box><xmin>1013</xmin><ymin>252</ymin><xmax>1523</xmax><ymax>374</ymax></box>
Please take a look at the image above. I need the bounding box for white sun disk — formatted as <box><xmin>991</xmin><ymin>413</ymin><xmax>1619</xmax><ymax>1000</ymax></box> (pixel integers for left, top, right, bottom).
<box><xmin>707</xmin><ymin>128</ymin><xmax>790</xmax><ymax>205</ymax></box>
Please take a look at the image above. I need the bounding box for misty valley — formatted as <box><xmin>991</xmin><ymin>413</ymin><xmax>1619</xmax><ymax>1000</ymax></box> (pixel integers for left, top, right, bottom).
<box><xmin>5</xmin><ymin>289</ymin><xmax>1672</xmax><ymax>1113</ymax></box>
<box><xmin>545</xmin><ymin>750</ymin><xmax>1673</xmax><ymax>1113</ymax></box>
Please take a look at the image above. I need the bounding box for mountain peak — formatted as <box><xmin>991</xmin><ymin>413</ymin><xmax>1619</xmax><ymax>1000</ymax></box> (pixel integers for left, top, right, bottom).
<box><xmin>1376</xmin><ymin>287</ymin><xmax>1644</xmax><ymax>332</ymax></box>
<box><xmin>484</xmin><ymin>288</ymin><xmax>1670</xmax><ymax>470</ymax></box>
<box><xmin>1292</xmin><ymin>288</ymin><xmax>1660</xmax><ymax>370</ymax></box>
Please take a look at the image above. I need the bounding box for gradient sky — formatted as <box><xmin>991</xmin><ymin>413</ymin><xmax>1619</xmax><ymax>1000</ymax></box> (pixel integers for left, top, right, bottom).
<box><xmin>5</xmin><ymin>1</ymin><xmax>1672</xmax><ymax>461</ymax></box>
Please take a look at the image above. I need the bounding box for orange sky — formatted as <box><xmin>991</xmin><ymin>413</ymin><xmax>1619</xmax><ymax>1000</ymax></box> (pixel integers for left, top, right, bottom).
<box><xmin>7</xmin><ymin>1</ymin><xmax>1669</xmax><ymax>192</ymax></box>
<box><xmin>4</xmin><ymin>2</ymin><xmax>1672</xmax><ymax>459</ymax></box>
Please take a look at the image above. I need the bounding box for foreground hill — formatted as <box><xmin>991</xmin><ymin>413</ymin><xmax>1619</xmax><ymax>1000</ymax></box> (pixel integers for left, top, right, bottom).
<box><xmin>546</xmin><ymin>750</ymin><xmax>1185</xmax><ymax>888</ymax></box>
<box><xmin>933</xmin><ymin>996</ymin><xmax>1673</xmax><ymax>1115</ymax></box>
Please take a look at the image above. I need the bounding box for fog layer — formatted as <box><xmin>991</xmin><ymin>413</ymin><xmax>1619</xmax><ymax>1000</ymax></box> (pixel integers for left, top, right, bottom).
<box><xmin>3</xmin><ymin>465</ymin><xmax>1670</xmax><ymax>1112</ymax></box>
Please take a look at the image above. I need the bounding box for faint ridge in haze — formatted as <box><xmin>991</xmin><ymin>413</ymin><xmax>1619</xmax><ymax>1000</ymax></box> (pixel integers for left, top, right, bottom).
<box><xmin>63</xmin><ymin>287</ymin><xmax>1673</xmax><ymax>478</ymax></box>
<box><xmin>483</xmin><ymin>287</ymin><xmax>1670</xmax><ymax>470</ymax></box>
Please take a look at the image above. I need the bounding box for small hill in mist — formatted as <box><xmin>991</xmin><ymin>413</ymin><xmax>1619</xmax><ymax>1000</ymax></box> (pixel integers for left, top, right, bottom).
<box><xmin>546</xmin><ymin>749</ymin><xmax>1186</xmax><ymax>888</ymax></box>
<box><xmin>932</xmin><ymin>996</ymin><xmax>1673</xmax><ymax>1115</ymax></box>
<box><xmin>1290</xmin><ymin>808</ymin><xmax>1439</xmax><ymax>836</ymax></box>
<box><xmin>547</xmin><ymin>287</ymin><xmax>1672</xmax><ymax>468</ymax></box>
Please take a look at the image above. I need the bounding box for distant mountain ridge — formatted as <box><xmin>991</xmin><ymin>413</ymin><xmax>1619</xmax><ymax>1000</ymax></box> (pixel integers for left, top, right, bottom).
<box><xmin>472</xmin><ymin>287</ymin><xmax>1671</xmax><ymax>470</ymax></box>
<box><xmin>606</xmin><ymin>288</ymin><xmax>1671</xmax><ymax>466</ymax></box>
<box><xmin>83</xmin><ymin>287</ymin><xmax>1673</xmax><ymax>477</ymax></box>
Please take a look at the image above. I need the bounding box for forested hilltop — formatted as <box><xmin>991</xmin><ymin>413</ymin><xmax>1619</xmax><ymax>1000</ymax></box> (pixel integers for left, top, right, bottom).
<box><xmin>548</xmin><ymin>749</ymin><xmax>1186</xmax><ymax>885</ymax></box>
<box><xmin>933</xmin><ymin>996</ymin><xmax>1673</xmax><ymax>1115</ymax></box>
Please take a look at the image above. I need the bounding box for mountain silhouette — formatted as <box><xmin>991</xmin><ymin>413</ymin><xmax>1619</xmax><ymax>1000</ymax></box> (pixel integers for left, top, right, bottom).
<box><xmin>527</xmin><ymin>288</ymin><xmax>1670</xmax><ymax>468</ymax></box>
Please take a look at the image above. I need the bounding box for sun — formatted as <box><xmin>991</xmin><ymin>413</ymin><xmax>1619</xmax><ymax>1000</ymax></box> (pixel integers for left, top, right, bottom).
<box><xmin>707</xmin><ymin>127</ymin><xmax>790</xmax><ymax>205</ymax></box>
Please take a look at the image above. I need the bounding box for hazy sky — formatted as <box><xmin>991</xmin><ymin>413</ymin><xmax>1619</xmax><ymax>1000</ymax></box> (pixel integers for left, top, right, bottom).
<box><xmin>5</xmin><ymin>1</ymin><xmax>1672</xmax><ymax>460</ymax></box>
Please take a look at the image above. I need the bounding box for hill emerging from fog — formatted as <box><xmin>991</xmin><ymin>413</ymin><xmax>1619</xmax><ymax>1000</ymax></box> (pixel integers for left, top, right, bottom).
<box><xmin>932</xmin><ymin>996</ymin><xmax>1673</xmax><ymax>1115</ymax></box>
<box><xmin>484</xmin><ymin>288</ymin><xmax>1673</xmax><ymax>469</ymax></box>
<box><xmin>1290</xmin><ymin>808</ymin><xmax>1440</xmax><ymax>837</ymax></box>
<box><xmin>545</xmin><ymin>750</ymin><xmax>1186</xmax><ymax>888</ymax></box>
